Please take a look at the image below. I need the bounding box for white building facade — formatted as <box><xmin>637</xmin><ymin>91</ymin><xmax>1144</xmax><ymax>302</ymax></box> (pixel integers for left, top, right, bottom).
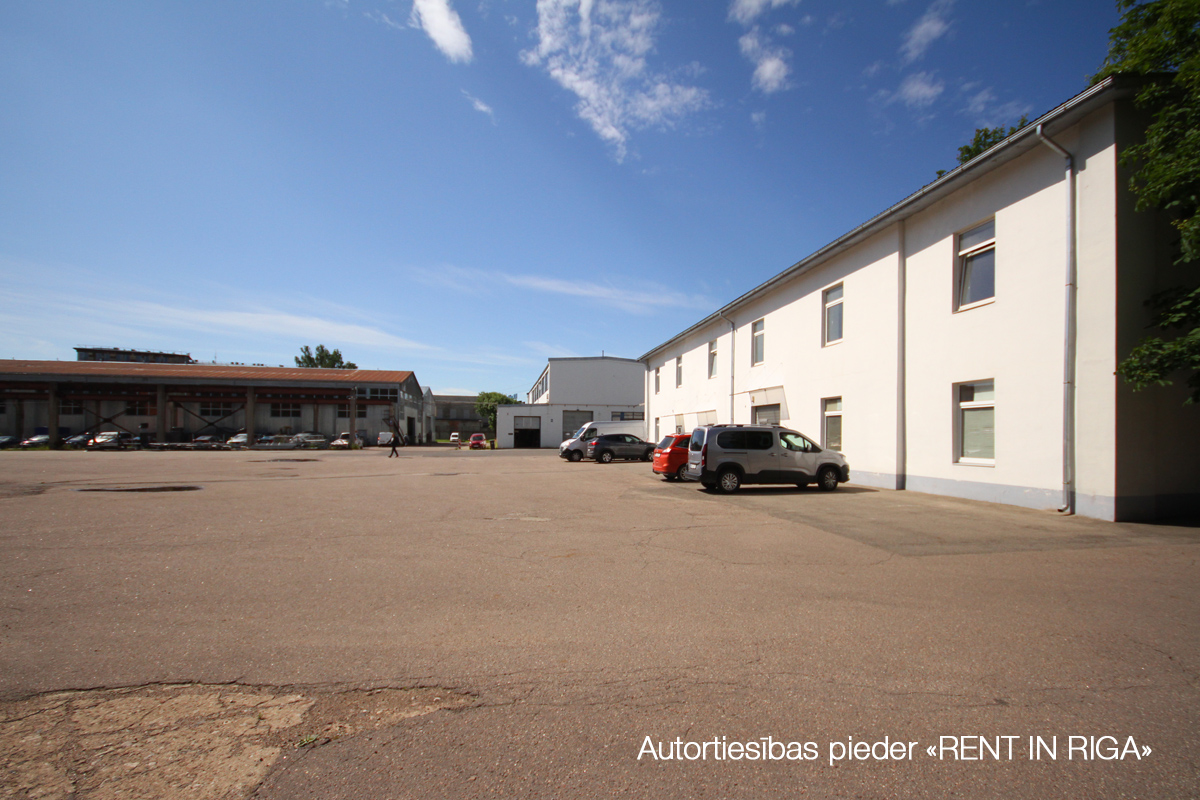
<box><xmin>642</xmin><ymin>79</ymin><xmax>1200</xmax><ymax>521</ymax></box>
<box><xmin>498</xmin><ymin>357</ymin><xmax>645</xmax><ymax>448</ymax></box>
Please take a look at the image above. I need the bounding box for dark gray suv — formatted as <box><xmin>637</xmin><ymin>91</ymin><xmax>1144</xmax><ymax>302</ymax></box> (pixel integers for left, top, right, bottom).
<box><xmin>586</xmin><ymin>434</ymin><xmax>655</xmax><ymax>464</ymax></box>
<box><xmin>687</xmin><ymin>424</ymin><xmax>849</xmax><ymax>493</ymax></box>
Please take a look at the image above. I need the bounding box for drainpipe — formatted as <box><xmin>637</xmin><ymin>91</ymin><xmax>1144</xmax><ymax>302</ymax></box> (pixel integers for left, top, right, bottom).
<box><xmin>718</xmin><ymin>311</ymin><xmax>736</xmax><ymax>422</ymax></box>
<box><xmin>896</xmin><ymin>219</ymin><xmax>907</xmax><ymax>491</ymax></box>
<box><xmin>1037</xmin><ymin>124</ymin><xmax>1077</xmax><ymax>515</ymax></box>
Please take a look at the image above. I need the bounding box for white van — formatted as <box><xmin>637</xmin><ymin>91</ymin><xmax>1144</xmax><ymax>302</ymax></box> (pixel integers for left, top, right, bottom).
<box><xmin>559</xmin><ymin>420</ymin><xmax>647</xmax><ymax>462</ymax></box>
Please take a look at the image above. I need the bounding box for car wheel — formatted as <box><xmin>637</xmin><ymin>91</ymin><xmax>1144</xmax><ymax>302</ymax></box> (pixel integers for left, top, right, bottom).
<box><xmin>568</xmin><ymin>450</ymin><xmax>582</xmax><ymax>462</ymax></box>
<box><xmin>717</xmin><ymin>468</ymin><xmax>741</xmax><ymax>494</ymax></box>
<box><xmin>598</xmin><ymin>450</ymin><xmax>614</xmax><ymax>464</ymax></box>
<box><xmin>675</xmin><ymin>464</ymin><xmax>688</xmax><ymax>481</ymax></box>
<box><xmin>817</xmin><ymin>465</ymin><xmax>840</xmax><ymax>491</ymax></box>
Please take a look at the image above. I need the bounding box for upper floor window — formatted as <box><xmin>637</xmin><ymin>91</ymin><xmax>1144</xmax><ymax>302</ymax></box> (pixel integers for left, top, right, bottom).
<box><xmin>708</xmin><ymin>340</ymin><xmax>718</xmax><ymax>378</ymax></box>
<box><xmin>200</xmin><ymin>402</ymin><xmax>233</xmax><ymax>418</ymax></box>
<box><xmin>675</xmin><ymin>356</ymin><xmax>683</xmax><ymax>388</ymax></box>
<box><xmin>751</xmin><ymin>319</ymin><xmax>765</xmax><ymax>365</ymax></box>
<box><xmin>957</xmin><ymin>219</ymin><xmax>996</xmax><ymax>310</ymax></box>
<box><xmin>823</xmin><ymin>284</ymin><xmax>844</xmax><ymax>345</ymax></box>
<box><xmin>271</xmin><ymin>403</ymin><xmax>301</xmax><ymax>418</ymax></box>
<box><xmin>59</xmin><ymin>400</ymin><xmax>84</xmax><ymax>416</ymax></box>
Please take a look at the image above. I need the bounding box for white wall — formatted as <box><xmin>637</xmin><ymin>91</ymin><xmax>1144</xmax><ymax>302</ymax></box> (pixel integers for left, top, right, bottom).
<box><xmin>497</xmin><ymin>403</ymin><xmax>646</xmax><ymax>448</ymax></box>
<box><xmin>545</xmin><ymin>358</ymin><xmax>644</xmax><ymax>406</ymax></box>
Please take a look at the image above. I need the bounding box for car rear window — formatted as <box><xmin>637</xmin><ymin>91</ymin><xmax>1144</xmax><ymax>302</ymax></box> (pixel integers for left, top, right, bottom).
<box><xmin>689</xmin><ymin>430</ymin><xmax>705</xmax><ymax>451</ymax></box>
<box><xmin>657</xmin><ymin>436</ymin><xmax>674</xmax><ymax>449</ymax></box>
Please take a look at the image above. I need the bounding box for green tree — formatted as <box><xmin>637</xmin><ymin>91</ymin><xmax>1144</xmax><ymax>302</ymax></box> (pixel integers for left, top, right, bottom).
<box><xmin>295</xmin><ymin>345</ymin><xmax>357</xmax><ymax>370</ymax></box>
<box><xmin>936</xmin><ymin>117</ymin><xmax>1029</xmax><ymax>178</ymax></box>
<box><xmin>1093</xmin><ymin>0</ymin><xmax>1200</xmax><ymax>402</ymax></box>
<box><xmin>475</xmin><ymin>391</ymin><xmax>518</xmax><ymax>432</ymax></box>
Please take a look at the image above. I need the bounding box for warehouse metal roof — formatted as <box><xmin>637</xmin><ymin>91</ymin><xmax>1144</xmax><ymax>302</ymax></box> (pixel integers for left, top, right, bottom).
<box><xmin>0</xmin><ymin>360</ymin><xmax>415</xmax><ymax>385</ymax></box>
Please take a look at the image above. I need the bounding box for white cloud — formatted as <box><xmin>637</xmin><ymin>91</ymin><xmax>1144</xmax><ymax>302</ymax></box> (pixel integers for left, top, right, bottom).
<box><xmin>410</xmin><ymin>0</ymin><xmax>474</xmax><ymax>63</ymax></box>
<box><xmin>522</xmin><ymin>0</ymin><xmax>710</xmax><ymax>161</ymax></box>
<box><xmin>364</xmin><ymin>10</ymin><xmax>406</xmax><ymax>31</ymax></box>
<box><xmin>895</xmin><ymin>71</ymin><xmax>944</xmax><ymax>108</ymax></box>
<box><xmin>738</xmin><ymin>28</ymin><xmax>792</xmax><ymax>94</ymax></box>
<box><xmin>500</xmin><ymin>273</ymin><xmax>709</xmax><ymax>315</ymax></box>
<box><xmin>728</xmin><ymin>0</ymin><xmax>801</xmax><ymax>26</ymax></box>
<box><xmin>751</xmin><ymin>110</ymin><xmax>767</xmax><ymax>129</ymax></box>
<box><xmin>463</xmin><ymin>90</ymin><xmax>496</xmax><ymax>121</ymax></box>
<box><xmin>963</xmin><ymin>87</ymin><xmax>1032</xmax><ymax>128</ymax></box>
<box><xmin>900</xmin><ymin>0</ymin><xmax>952</xmax><ymax>64</ymax></box>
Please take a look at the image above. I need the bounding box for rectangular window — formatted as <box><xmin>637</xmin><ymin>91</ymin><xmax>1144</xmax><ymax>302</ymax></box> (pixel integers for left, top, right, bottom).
<box><xmin>956</xmin><ymin>380</ymin><xmax>995</xmax><ymax>464</ymax></box>
<box><xmin>823</xmin><ymin>284</ymin><xmax>844</xmax><ymax>345</ymax></box>
<box><xmin>654</xmin><ymin>367</ymin><xmax>660</xmax><ymax>394</ymax></box>
<box><xmin>59</xmin><ymin>400</ymin><xmax>84</xmax><ymax>416</ymax></box>
<box><xmin>337</xmin><ymin>404</ymin><xmax>368</xmax><ymax>419</ymax></box>
<box><xmin>957</xmin><ymin>219</ymin><xmax>996</xmax><ymax>310</ymax></box>
<box><xmin>125</xmin><ymin>401</ymin><xmax>155</xmax><ymax>416</ymax></box>
<box><xmin>654</xmin><ymin>417</ymin><xmax>660</xmax><ymax>440</ymax></box>
<box><xmin>751</xmin><ymin>319</ymin><xmax>765</xmax><ymax>365</ymax></box>
<box><xmin>675</xmin><ymin>356</ymin><xmax>683</xmax><ymax>388</ymax></box>
<box><xmin>822</xmin><ymin>397</ymin><xmax>842</xmax><ymax>451</ymax></box>
<box><xmin>708</xmin><ymin>340</ymin><xmax>718</xmax><ymax>378</ymax></box>
<box><xmin>200</xmin><ymin>402</ymin><xmax>233</xmax><ymax>417</ymax></box>
<box><xmin>271</xmin><ymin>403</ymin><xmax>302</xmax><ymax>418</ymax></box>
<box><xmin>674</xmin><ymin>414</ymin><xmax>685</xmax><ymax>433</ymax></box>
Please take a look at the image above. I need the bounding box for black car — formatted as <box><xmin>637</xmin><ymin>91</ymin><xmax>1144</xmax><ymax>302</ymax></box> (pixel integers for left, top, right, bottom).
<box><xmin>586</xmin><ymin>434</ymin><xmax>655</xmax><ymax>463</ymax></box>
<box><xmin>0</xmin><ymin>435</ymin><xmax>20</xmax><ymax>449</ymax></box>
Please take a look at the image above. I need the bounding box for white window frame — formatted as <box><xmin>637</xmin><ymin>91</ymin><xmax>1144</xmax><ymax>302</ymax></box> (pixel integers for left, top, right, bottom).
<box><xmin>956</xmin><ymin>219</ymin><xmax>996</xmax><ymax>311</ymax></box>
<box><xmin>954</xmin><ymin>379</ymin><xmax>995</xmax><ymax>466</ymax></box>
<box><xmin>822</xmin><ymin>397</ymin><xmax>842</xmax><ymax>451</ymax></box>
<box><xmin>675</xmin><ymin>356</ymin><xmax>683</xmax><ymax>388</ymax></box>
<box><xmin>751</xmin><ymin>319</ymin><xmax>765</xmax><ymax>365</ymax></box>
<box><xmin>708</xmin><ymin>340</ymin><xmax>718</xmax><ymax>379</ymax></box>
<box><xmin>654</xmin><ymin>367</ymin><xmax>660</xmax><ymax>394</ymax></box>
<box><xmin>823</xmin><ymin>284</ymin><xmax>844</xmax><ymax>346</ymax></box>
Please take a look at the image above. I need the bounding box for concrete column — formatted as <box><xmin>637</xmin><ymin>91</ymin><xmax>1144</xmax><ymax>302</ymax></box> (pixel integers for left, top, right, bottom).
<box><xmin>47</xmin><ymin>384</ymin><xmax>60</xmax><ymax>447</ymax></box>
<box><xmin>245</xmin><ymin>387</ymin><xmax>256</xmax><ymax>443</ymax></box>
<box><xmin>156</xmin><ymin>385</ymin><xmax>168</xmax><ymax>444</ymax></box>
<box><xmin>15</xmin><ymin>399</ymin><xmax>24</xmax><ymax>439</ymax></box>
<box><xmin>348</xmin><ymin>392</ymin><xmax>358</xmax><ymax>447</ymax></box>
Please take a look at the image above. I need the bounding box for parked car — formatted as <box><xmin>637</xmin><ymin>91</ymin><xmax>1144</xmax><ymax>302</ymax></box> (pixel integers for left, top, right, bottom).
<box><xmin>559</xmin><ymin>420</ymin><xmax>646</xmax><ymax>462</ymax></box>
<box><xmin>191</xmin><ymin>435</ymin><xmax>226</xmax><ymax>450</ymax></box>
<box><xmin>469</xmin><ymin>433</ymin><xmax>487</xmax><ymax>450</ymax></box>
<box><xmin>378</xmin><ymin>431</ymin><xmax>395</xmax><ymax>446</ymax></box>
<box><xmin>62</xmin><ymin>434</ymin><xmax>92</xmax><ymax>448</ymax></box>
<box><xmin>226</xmin><ymin>433</ymin><xmax>250</xmax><ymax>448</ymax></box>
<box><xmin>20</xmin><ymin>435</ymin><xmax>50</xmax><ymax>448</ymax></box>
<box><xmin>586</xmin><ymin>433</ymin><xmax>654</xmax><ymax>463</ymax></box>
<box><xmin>87</xmin><ymin>431</ymin><xmax>135</xmax><ymax>450</ymax></box>
<box><xmin>330</xmin><ymin>432</ymin><xmax>364</xmax><ymax>449</ymax></box>
<box><xmin>449</xmin><ymin>432</ymin><xmax>460</xmax><ymax>444</ymax></box>
<box><xmin>0</xmin><ymin>435</ymin><xmax>20</xmax><ymax>449</ymax></box>
<box><xmin>259</xmin><ymin>434</ymin><xmax>298</xmax><ymax>449</ymax></box>
<box><xmin>687</xmin><ymin>424</ymin><xmax>850</xmax><ymax>493</ymax></box>
<box><xmin>256</xmin><ymin>433</ymin><xmax>276</xmax><ymax>445</ymax></box>
<box><xmin>652</xmin><ymin>433</ymin><xmax>692</xmax><ymax>480</ymax></box>
<box><xmin>292</xmin><ymin>432</ymin><xmax>328</xmax><ymax>449</ymax></box>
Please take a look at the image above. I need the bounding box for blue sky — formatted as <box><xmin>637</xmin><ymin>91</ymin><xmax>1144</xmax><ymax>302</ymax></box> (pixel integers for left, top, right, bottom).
<box><xmin>1</xmin><ymin>0</ymin><xmax>1118</xmax><ymax>396</ymax></box>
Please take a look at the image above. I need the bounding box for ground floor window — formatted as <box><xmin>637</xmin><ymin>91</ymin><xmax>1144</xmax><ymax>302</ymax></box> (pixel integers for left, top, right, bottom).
<box><xmin>654</xmin><ymin>417</ymin><xmax>660</xmax><ymax>440</ymax></box>
<box><xmin>271</xmin><ymin>403</ymin><xmax>302</xmax><ymax>418</ymax></box>
<box><xmin>752</xmin><ymin>404</ymin><xmax>780</xmax><ymax>425</ymax></box>
<box><xmin>200</xmin><ymin>402</ymin><xmax>233</xmax><ymax>417</ymax></box>
<box><xmin>956</xmin><ymin>380</ymin><xmax>995</xmax><ymax>464</ymax></box>
<box><xmin>611</xmin><ymin>411</ymin><xmax>644</xmax><ymax>421</ymax></box>
<box><xmin>674</xmin><ymin>414</ymin><xmax>685</xmax><ymax>433</ymax></box>
<box><xmin>337</xmin><ymin>404</ymin><xmax>368</xmax><ymax>419</ymax></box>
<box><xmin>822</xmin><ymin>397</ymin><xmax>842</xmax><ymax>450</ymax></box>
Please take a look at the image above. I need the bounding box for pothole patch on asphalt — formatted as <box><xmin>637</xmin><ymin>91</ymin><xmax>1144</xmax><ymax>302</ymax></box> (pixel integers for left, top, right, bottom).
<box><xmin>0</xmin><ymin>683</ymin><xmax>473</xmax><ymax>800</ymax></box>
<box><xmin>250</xmin><ymin>459</ymin><xmax>321</xmax><ymax>463</ymax></box>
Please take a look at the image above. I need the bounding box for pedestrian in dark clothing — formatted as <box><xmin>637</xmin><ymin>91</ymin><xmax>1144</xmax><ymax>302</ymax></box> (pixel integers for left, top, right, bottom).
<box><xmin>389</xmin><ymin>433</ymin><xmax>400</xmax><ymax>458</ymax></box>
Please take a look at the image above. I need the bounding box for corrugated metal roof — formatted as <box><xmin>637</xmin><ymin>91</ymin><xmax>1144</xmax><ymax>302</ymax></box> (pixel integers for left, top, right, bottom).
<box><xmin>0</xmin><ymin>360</ymin><xmax>414</xmax><ymax>385</ymax></box>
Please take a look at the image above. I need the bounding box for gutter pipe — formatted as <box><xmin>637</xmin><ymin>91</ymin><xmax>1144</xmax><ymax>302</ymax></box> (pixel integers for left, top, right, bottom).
<box><xmin>1036</xmin><ymin>124</ymin><xmax>1077</xmax><ymax>515</ymax></box>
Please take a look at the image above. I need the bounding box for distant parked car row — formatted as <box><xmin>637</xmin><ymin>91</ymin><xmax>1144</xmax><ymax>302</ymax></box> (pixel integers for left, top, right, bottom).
<box><xmin>559</xmin><ymin>421</ymin><xmax>851</xmax><ymax>494</ymax></box>
<box><xmin>0</xmin><ymin>431</ymin><xmax>381</xmax><ymax>451</ymax></box>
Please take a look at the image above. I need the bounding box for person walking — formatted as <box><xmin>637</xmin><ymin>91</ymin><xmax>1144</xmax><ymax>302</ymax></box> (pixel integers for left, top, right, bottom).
<box><xmin>388</xmin><ymin>432</ymin><xmax>400</xmax><ymax>458</ymax></box>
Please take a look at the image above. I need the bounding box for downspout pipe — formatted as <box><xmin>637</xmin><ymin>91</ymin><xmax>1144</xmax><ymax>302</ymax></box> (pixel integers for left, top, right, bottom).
<box><xmin>718</xmin><ymin>311</ymin><xmax>736</xmax><ymax>423</ymax></box>
<box><xmin>1037</xmin><ymin>124</ymin><xmax>1077</xmax><ymax>515</ymax></box>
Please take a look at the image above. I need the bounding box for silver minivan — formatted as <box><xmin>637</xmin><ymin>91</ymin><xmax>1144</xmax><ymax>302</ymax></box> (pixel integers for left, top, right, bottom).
<box><xmin>687</xmin><ymin>424</ymin><xmax>849</xmax><ymax>493</ymax></box>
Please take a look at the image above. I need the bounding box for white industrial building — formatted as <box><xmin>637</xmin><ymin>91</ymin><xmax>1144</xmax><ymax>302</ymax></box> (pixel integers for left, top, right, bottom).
<box><xmin>497</xmin><ymin>356</ymin><xmax>645</xmax><ymax>448</ymax></box>
<box><xmin>641</xmin><ymin>78</ymin><xmax>1199</xmax><ymax>521</ymax></box>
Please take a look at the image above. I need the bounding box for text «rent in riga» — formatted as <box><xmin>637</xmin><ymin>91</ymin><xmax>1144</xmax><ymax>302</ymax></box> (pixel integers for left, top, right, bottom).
<box><xmin>638</xmin><ymin>735</ymin><xmax>1153</xmax><ymax>765</ymax></box>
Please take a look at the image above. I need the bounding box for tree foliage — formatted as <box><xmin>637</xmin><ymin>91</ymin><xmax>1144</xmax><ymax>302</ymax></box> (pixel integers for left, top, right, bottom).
<box><xmin>475</xmin><ymin>391</ymin><xmax>518</xmax><ymax>432</ymax></box>
<box><xmin>936</xmin><ymin>117</ymin><xmax>1029</xmax><ymax>178</ymax></box>
<box><xmin>295</xmin><ymin>344</ymin><xmax>357</xmax><ymax>370</ymax></box>
<box><xmin>1094</xmin><ymin>0</ymin><xmax>1200</xmax><ymax>401</ymax></box>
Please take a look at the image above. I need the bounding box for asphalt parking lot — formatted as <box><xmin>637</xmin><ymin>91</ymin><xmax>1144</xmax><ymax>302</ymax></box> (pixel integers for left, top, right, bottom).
<box><xmin>1</xmin><ymin>448</ymin><xmax>1198</xmax><ymax>799</ymax></box>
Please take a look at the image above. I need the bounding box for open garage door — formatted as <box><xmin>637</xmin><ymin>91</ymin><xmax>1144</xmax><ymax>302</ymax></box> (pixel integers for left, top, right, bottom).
<box><xmin>513</xmin><ymin>416</ymin><xmax>542</xmax><ymax>448</ymax></box>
